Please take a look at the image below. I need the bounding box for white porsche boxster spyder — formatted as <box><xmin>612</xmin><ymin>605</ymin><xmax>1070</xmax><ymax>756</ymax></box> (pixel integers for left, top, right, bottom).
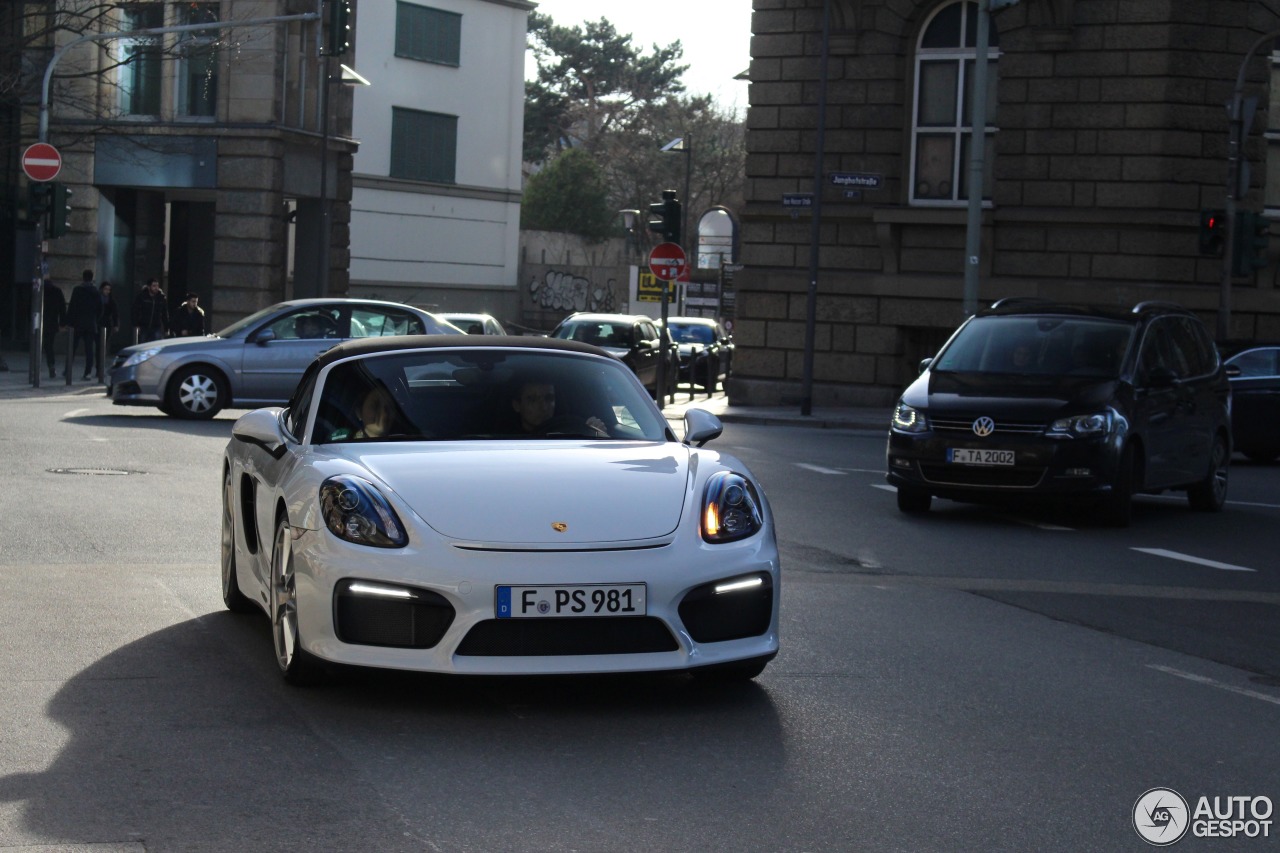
<box><xmin>221</xmin><ymin>336</ymin><xmax>780</xmax><ymax>684</ymax></box>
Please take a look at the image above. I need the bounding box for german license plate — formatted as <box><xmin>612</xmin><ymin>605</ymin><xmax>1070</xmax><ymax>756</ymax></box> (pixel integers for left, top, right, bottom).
<box><xmin>496</xmin><ymin>584</ymin><xmax>647</xmax><ymax>618</ymax></box>
<box><xmin>947</xmin><ymin>448</ymin><xmax>1015</xmax><ymax>466</ymax></box>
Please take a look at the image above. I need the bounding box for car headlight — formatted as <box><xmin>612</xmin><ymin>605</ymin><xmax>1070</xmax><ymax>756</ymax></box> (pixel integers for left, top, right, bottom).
<box><xmin>891</xmin><ymin>401</ymin><xmax>929</xmax><ymax>433</ymax></box>
<box><xmin>701</xmin><ymin>472</ymin><xmax>764</xmax><ymax>543</ymax></box>
<box><xmin>1047</xmin><ymin>411</ymin><xmax>1113</xmax><ymax>438</ymax></box>
<box><xmin>121</xmin><ymin>347</ymin><xmax>161</xmax><ymax>368</ymax></box>
<box><xmin>319</xmin><ymin>475</ymin><xmax>408</xmax><ymax>548</ymax></box>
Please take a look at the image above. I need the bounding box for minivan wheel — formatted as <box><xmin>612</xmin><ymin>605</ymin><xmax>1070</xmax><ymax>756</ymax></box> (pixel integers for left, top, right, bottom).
<box><xmin>1099</xmin><ymin>445</ymin><xmax>1135</xmax><ymax>527</ymax></box>
<box><xmin>1187</xmin><ymin>433</ymin><xmax>1229</xmax><ymax>512</ymax></box>
<box><xmin>896</xmin><ymin>487</ymin><xmax>931</xmax><ymax>514</ymax></box>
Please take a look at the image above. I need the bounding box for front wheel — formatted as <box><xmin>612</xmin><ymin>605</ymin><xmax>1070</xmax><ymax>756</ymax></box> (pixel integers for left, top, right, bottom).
<box><xmin>896</xmin><ymin>487</ymin><xmax>931</xmax><ymax>514</ymax></box>
<box><xmin>271</xmin><ymin>516</ymin><xmax>324</xmax><ymax>686</ymax></box>
<box><xmin>221</xmin><ymin>467</ymin><xmax>255</xmax><ymax>613</ymax></box>
<box><xmin>1187</xmin><ymin>433</ymin><xmax>1229</xmax><ymax>512</ymax></box>
<box><xmin>166</xmin><ymin>364</ymin><xmax>227</xmax><ymax>419</ymax></box>
<box><xmin>1098</xmin><ymin>445</ymin><xmax>1136</xmax><ymax>527</ymax></box>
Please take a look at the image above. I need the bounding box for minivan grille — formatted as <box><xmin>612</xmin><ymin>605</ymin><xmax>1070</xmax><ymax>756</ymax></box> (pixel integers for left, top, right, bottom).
<box><xmin>931</xmin><ymin>417</ymin><xmax>1045</xmax><ymax>436</ymax></box>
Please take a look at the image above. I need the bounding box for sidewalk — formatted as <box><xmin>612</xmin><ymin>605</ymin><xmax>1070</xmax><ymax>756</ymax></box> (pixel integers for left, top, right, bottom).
<box><xmin>0</xmin><ymin>347</ymin><xmax>893</xmax><ymax>430</ymax></box>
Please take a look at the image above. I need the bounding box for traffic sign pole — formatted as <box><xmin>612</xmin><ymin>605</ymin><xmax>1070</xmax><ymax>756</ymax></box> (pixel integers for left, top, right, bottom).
<box><xmin>647</xmin><ymin>243</ymin><xmax>688</xmax><ymax>406</ymax></box>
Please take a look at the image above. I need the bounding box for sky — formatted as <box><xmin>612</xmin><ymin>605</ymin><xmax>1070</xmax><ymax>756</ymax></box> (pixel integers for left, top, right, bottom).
<box><xmin>525</xmin><ymin>0</ymin><xmax>753</xmax><ymax>116</ymax></box>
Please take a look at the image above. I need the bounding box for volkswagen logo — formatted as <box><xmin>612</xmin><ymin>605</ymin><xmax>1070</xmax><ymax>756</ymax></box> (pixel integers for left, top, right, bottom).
<box><xmin>972</xmin><ymin>416</ymin><xmax>996</xmax><ymax>437</ymax></box>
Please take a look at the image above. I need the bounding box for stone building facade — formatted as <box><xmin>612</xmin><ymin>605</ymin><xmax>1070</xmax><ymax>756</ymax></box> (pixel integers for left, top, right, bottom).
<box><xmin>732</xmin><ymin>0</ymin><xmax>1280</xmax><ymax>407</ymax></box>
<box><xmin>3</xmin><ymin>0</ymin><xmax>355</xmax><ymax>345</ymax></box>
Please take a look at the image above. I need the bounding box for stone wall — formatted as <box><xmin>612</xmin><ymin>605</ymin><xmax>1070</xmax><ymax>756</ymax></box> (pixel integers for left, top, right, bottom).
<box><xmin>733</xmin><ymin>0</ymin><xmax>1280</xmax><ymax>407</ymax></box>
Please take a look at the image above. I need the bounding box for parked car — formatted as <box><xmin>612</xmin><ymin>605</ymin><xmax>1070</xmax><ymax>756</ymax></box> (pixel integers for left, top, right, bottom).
<box><xmin>439</xmin><ymin>312</ymin><xmax>507</xmax><ymax>335</ymax></box>
<box><xmin>1224</xmin><ymin>344</ymin><xmax>1280</xmax><ymax>462</ymax></box>
<box><xmin>885</xmin><ymin>299</ymin><xmax>1232</xmax><ymax>526</ymax></box>
<box><xmin>221</xmin><ymin>335</ymin><xmax>779</xmax><ymax>684</ymax></box>
<box><xmin>110</xmin><ymin>298</ymin><xmax>460</xmax><ymax>419</ymax></box>
<box><xmin>549</xmin><ymin>312</ymin><xmax>679</xmax><ymax>397</ymax></box>
<box><xmin>661</xmin><ymin>316</ymin><xmax>733</xmax><ymax>391</ymax></box>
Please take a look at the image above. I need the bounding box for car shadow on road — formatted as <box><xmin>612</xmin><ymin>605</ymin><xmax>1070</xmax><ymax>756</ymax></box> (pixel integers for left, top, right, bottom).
<box><xmin>62</xmin><ymin>412</ymin><xmax>237</xmax><ymax>437</ymax></box>
<box><xmin>0</xmin><ymin>612</ymin><xmax>786</xmax><ymax>848</ymax></box>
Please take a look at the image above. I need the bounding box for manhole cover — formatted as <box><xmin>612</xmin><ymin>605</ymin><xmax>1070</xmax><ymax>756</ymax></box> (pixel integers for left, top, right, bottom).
<box><xmin>49</xmin><ymin>467</ymin><xmax>143</xmax><ymax>476</ymax></box>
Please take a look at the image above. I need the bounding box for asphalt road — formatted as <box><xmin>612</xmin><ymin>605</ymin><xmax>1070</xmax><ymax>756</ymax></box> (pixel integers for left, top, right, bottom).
<box><xmin>1</xmin><ymin>394</ymin><xmax>1276</xmax><ymax>852</ymax></box>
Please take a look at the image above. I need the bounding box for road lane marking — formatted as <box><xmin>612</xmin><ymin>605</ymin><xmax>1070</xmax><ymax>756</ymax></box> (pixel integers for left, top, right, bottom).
<box><xmin>1131</xmin><ymin>548</ymin><xmax>1255</xmax><ymax>572</ymax></box>
<box><xmin>1148</xmin><ymin>665</ymin><xmax>1280</xmax><ymax>706</ymax></box>
<box><xmin>841</xmin><ymin>467</ymin><xmax>885</xmax><ymax>474</ymax></box>
<box><xmin>63</xmin><ymin>408</ymin><xmax>88</xmax><ymax>418</ymax></box>
<box><xmin>796</xmin><ymin>462</ymin><xmax>845</xmax><ymax>475</ymax></box>
<box><xmin>871</xmin><ymin>484</ymin><xmax>895</xmax><ymax>492</ymax></box>
<box><xmin>1143</xmin><ymin>492</ymin><xmax>1280</xmax><ymax>510</ymax></box>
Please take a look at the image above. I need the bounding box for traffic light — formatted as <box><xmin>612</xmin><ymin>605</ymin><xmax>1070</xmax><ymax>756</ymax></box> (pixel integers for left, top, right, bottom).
<box><xmin>647</xmin><ymin>190</ymin><xmax>681</xmax><ymax>245</ymax></box>
<box><xmin>47</xmin><ymin>182</ymin><xmax>72</xmax><ymax>238</ymax></box>
<box><xmin>1198</xmin><ymin>208</ymin><xmax>1224</xmax><ymax>257</ymax></box>
<box><xmin>28</xmin><ymin>182</ymin><xmax>51</xmax><ymax>221</ymax></box>
<box><xmin>326</xmin><ymin>0</ymin><xmax>352</xmax><ymax>56</ymax></box>
<box><xmin>1233</xmin><ymin>209</ymin><xmax>1270</xmax><ymax>276</ymax></box>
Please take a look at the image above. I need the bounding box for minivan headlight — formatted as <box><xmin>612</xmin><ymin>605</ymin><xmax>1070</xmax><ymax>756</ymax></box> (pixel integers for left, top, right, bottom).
<box><xmin>891</xmin><ymin>402</ymin><xmax>929</xmax><ymax>433</ymax></box>
<box><xmin>1047</xmin><ymin>411</ymin><xmax>1112</xmax><ymax>438</ymax></box>
<box><xmin>319</xmin><ymin>475</ymin><xmax>408</xmax><ymax>548</ymax></box>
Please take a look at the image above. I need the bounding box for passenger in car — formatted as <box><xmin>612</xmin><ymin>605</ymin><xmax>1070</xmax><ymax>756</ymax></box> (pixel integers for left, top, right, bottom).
<box><xmin>353</xmin><ymin>387</ymin><xmax>398</xmax><ymax>439</ymax></box>
<box><xmin>510</xmin><ymin>377</ymin><xmax>609</xmax><ymax>437</ymax></box>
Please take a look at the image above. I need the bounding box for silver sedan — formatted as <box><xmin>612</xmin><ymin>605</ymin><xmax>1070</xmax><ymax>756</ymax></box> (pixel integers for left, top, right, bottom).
<box><xmin>109</xmin><ymin>298</ymin><xmax>461</xmax><ymax>418</ymax></box>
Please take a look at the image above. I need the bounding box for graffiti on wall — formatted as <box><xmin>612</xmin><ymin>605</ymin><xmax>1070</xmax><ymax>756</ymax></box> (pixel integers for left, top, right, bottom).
<box><xmin>528</xmin><ymin>269</ymin><xmax>619</xmax><ymax>313</ymax></box>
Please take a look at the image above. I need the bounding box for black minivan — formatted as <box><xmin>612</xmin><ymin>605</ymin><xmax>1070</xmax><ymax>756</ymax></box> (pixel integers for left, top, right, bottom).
<box><xmin>885</xmin><ymin>299</ymin><xmax>1231</xmax><ymax>526</ymax></box>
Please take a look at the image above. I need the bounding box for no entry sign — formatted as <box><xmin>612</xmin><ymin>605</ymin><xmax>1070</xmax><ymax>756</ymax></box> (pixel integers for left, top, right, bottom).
<box><xmin>22</xmin><ymin>143</ymin><xmax>62</xmax><ymax>182</ymax></box>
<box><xmin>648</xmin><ymin>242</ymin><xmax>687</xmax><ymax>281</ymax></box>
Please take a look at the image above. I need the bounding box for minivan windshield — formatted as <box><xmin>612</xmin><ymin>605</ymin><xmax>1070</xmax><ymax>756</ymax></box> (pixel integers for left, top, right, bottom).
<box><xmin>932</xmin><ymin>316</ymin><xmax>1134</xmax><ymax>378</ymax></box>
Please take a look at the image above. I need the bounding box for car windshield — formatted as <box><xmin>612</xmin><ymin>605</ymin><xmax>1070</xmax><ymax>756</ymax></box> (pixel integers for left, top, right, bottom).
<box><xmin>551</xmin><ymin>321</ymin><xmax>633</xmax><ymax>348</ymax></box>
<box><xmin>669</xmin><ymin>323</ymin><xmax>715</xmax><ymax>344</ymax></box>
<box><xmin>311</xmin><ymin>349</ymin><xmax>668</xmax><ymax>443</ymax></box>
<box><xmin>932</xmin><ymin>316</ymin><xmax>1134</xmax><ymax>378</ymax></box>
<box><xmin>214</xmin><ymin>302</ymin><xmax>287</xmax><ymax>338</ymax></box>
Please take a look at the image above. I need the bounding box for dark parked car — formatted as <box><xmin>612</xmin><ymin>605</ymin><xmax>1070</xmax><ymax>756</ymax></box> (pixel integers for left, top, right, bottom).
<box><xmin>549</xmin><ymin>313</ymin><xmax>679</xmax><ymax>397</ymax></box>
<box><xmin>661</xmin><ymin>317</ymin><xmax>733</xmax><ymax>391</ymax></box>
<box><xmin>110</xmin><ymin>298</ymin><xmax>460</xmax><ymax>419</ymax></box>
<box><xmin>1224</xmin><ymin>345</ymin><xmax>1280</xmax><ymax>462</ymax></box>
<box><xmin>885</xmin><ymin>299</ymin><xmax>1232</xmax><ymax>526</ymax></box>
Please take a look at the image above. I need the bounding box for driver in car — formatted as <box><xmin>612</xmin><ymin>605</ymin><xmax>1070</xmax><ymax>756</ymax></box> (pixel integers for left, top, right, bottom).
<box><xmin>511</xmin><ymin>378</ymin><xmax>609</xmax><ymax>437</ymax></box>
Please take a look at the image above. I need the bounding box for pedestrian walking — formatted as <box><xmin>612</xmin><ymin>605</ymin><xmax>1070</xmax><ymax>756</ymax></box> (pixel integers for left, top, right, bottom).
<box><xmin>41</xmin><ymin>279</ymin><xmax>67</xmax><ymax>380</ymax></box>
<box><xmin>133</xmin><ymin>278</ymin><xmax>168</xmax><ymax>343</ymax></box>
<box><xmin>97</xmin><ymin>281</ymin><xmax>120</xmax><ymax>364</ymax></box>
<box><xmin>171</xmin><ymin>292</ymin><xmax>207</xmax><ymax>337</ymax></box>
<box><xmin>65</xmin><ymin>270</ymin><xmax>100</xmax><ymax>381</ymax></box>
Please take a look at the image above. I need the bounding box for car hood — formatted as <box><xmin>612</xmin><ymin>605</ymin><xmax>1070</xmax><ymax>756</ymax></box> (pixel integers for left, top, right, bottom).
<box><xmin>352</xmin><ymin>442</ymin><xmax>690</xmax><ymax>544</ymax></box>
<box><xmin>905</xmin><ymin>371</ymin><xmax>1121</xmax><ymax>419</ymax></box>
<box><xmin>119</xmin><ymin>335</ymin><xmax>229</xmax><ymax>356</ymax></box>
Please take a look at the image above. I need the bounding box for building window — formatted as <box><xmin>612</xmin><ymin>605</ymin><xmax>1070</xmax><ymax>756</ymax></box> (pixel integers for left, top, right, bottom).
<box><xmin>395</xmin><ymin>2</ymin><xmax>461</xmax><ymax>66</ymax></box>
<box><xmin>177</xmin><ymin>1</ymin><xmax>220</xmax><ymax>118</ymax></box>
<box><xmin>391</xmin><ymin>107</ymin><xmax>457</xmax><ymax>183</ymax></box>
<box><xmin>119</xmin><ymin>4</ymin><xmax>163</xmax><ymax>116</ymax></box>
<box><xmin>910</xmin><ymin>1</ymin><xmax>999</xmax><ymax>205</ymax></box>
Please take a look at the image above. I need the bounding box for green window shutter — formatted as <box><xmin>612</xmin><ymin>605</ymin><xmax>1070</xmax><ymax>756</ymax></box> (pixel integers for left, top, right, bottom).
<box><xmin>391</xmin><ymin>108</ymin><xmax>458</xmax><ymax>184</ymax></box>
<box><xmin>395</xmin><ymin>2</ymin><xmax>461</xmax><ymax>66</ymax></box>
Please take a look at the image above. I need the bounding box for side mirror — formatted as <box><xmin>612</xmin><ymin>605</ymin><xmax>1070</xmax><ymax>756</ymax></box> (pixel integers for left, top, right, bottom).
<box><xmin>232</xmin><ymin>407</ymin><xmax>287</xmax><ymax>457</ymax></box>
<box><xmin>918</xmin><ymin>357</ymin><xmax>933</xmax><ymax>374</ymax></box>
<box><xmin>252</xmin><ymin>328</ymin><xmax>276</xmax><ymax>346</ymax></box>
<box><xmin>682</xmin><ymin>408</ymin><xmax>723</xmax><ymax>447</ymax></box>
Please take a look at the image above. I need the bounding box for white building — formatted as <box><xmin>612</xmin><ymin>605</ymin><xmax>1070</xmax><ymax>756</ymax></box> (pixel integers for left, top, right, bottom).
<box><xmin>348</xmin><ymin>0</ymin><xmax>531</xmax><ymax>319</ymax></box>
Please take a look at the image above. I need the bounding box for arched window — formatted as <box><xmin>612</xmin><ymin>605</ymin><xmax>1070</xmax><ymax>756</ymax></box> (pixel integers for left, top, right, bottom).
<box><xmin>910</xmin><ymin>1</ymin><xmax>1000</xmax><ymax>205</ymax></box>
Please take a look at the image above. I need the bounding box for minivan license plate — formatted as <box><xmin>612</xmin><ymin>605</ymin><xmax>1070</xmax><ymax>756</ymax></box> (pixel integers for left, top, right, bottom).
<box><xmin>948</xmin><ymin>448</ymin><xmax>1015</xmax><ymax>466</ymax></box>
<box><xmin>496</xmin><ymin>584</ymin><xmax>647</xmax><ymax>618</ymax></box>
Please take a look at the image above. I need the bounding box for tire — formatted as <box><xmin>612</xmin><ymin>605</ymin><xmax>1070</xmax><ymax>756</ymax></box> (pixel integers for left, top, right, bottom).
<box><xmin>166</xmin><ymin>364</ymin><xmax>227</xmax><ymax>419</ymax></box>
<box><xmin>896</xmin><ymin>487</ymin><xmax>931</xmax><ymax>514</ymax></box>
<box><xmin>270</xmin><ymin>515</ymin><xmax>324</xmax><ymax>686</ymax></box>
<box><xmin>221</xmin><ymin>467</ymin><xmax>255</xmax><ymax>614</ymax></box>
<box><xmin>1098</xmin><ymin>444</ymin><xmax>1136</xmax><ymax>527</ymax></box>
<box><xmin>1187</xmin><ymin>432</ymin><xmax>1229</xmax><ymax>512</ymax></box>
<box><xmin>689</xmin><ymin>655</ymin><xmax>771</xmax><ymax>683</ymax></box>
